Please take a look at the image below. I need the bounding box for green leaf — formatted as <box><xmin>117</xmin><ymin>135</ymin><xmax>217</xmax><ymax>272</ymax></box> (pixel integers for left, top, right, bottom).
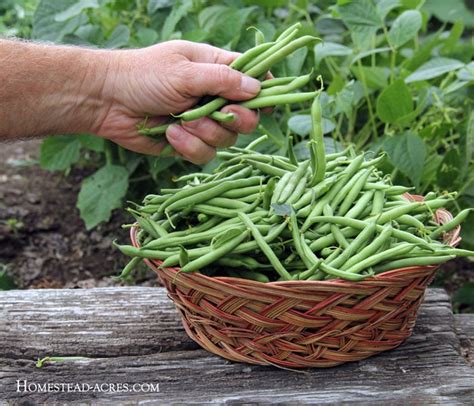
<box><xmin>147</xmin><ymin>0</ymin><xmax>173</xmax><ymax>14</ymax></box>
<box><xmin>136</xmin><ymin>27</ymin><xmax>159</xmax><ymax>47</ymax></box>
<box><xmin>388</xmin><ymin>10</ymin><xmax>422</xmax><ymax>48</ymax></box>
<box><xmin>77</xmin><ymin>134</ymin><xmax>105</xmax><ymax>152</ymax></box>
<box><xmin>178</xmin><ymin>245</ymin><xmax>189</xmax><ymax>267</ymax></box>
<box><xmin>77</xmin><ymin>165</ymin><xmax>129</xmax><ymax>230</ymax></box>
<box><xmin>104</xmin><ymin>24</ymin><xmax>130</xmax><ymax>48</ymax></box>
<box><xmin>33</xmin><ymin>0</ymin><xmax>86</xmax><ymax>42</ymax></box>
<box><xmin>423</xmin><ymin>0</ymin><xmax>474</xmax><ymax>28</ymax></box>
<box><xmin>453</xmin><ymin>282</ymin><xmax>474</xmax><ymax>306</ymax></box>
<box><xmin>211</xmin><ymin>227</ymin><xmax>243</xmax><ymax>250</ymax></box>
<box><xmin>405</xmin><ymin>57</ymin><xmax>465</xmax><ymax>83</ymax></box>
<box><xmin>457</xmin><ymin>61</ymin><xmax>474</xmax><ymax>82</ymax></box>
<box><xmin>161</xmin><ymin>0</ymin><xmax>193</xmax><ymax>41</ymax></box>
<box><xmin>271</xmin><ymin>203</ymin><xmax>292</xmax><ymax>217</ymax></box>
<box><xmin>376</xmin><ymin>79</ymin><xmax>414</xmax><ymax>124</ymax></box>
<box><xmin>351</xmin><ymin>65</ymin><xmax>388</xmax><ymax>89</ymax></box>
<box><xmin>437</xmin><ymin>148</ymin><xmax>461</xmax><ymax>190</ymax></box>
<box><xmin>376</xmin><ymin>0</ymin><xmax>400</xmax><ymax>19</ymax></box>
<box><xmin>199</xmin><ymin>6</ymin><xmax>256</xmax><ymax>47</ymax></box>
<box><xmin>40</xmin><ymin>136</ymin><xmax>82</xmax><ymax>171</ymax></box>
<box><xmin>287</xmin><ymin>115</ymin><xmax>335</xmax><ymax>136</ymax></box>
<box><xmin>338</xmin><ymin>0</ymin><xmax>384</xmax><ymax>31</ymax></box>
<box><xmin>420</xmin><ymin>153</ymin><xmax>443</xmax><ymax>186</ymax></box>
<box><xmin>0</xmin><ymin>270</ymin><xmax>16</xmax><ymax>291</ymax></box>
<box><xmin>258</xmin><ymin>115</ymin><xmax>285</xmax><ymax>148</ymax></box>
<box><xmin>351</xmin><ymin>46</ymin><xmax>391</xmax><ymax>64</ymax></box>
<box><xmin>314</xmin><ymin>42</ymin><xmax>352</xmax><ymax>67</ymax></box>
<box><xmin>383</xmin><ymin>132</ymin><xmax>426</xmax><ymax>187</ymax></box>
<box><xmin>54</xmin><ymin>0</ymin><xmax>99</xmax><ymax>22</ymax></box>
<box><xmin>285</xmin><ymin>47</ymin><xmax>308</xmax><ymax>76</ymax></box>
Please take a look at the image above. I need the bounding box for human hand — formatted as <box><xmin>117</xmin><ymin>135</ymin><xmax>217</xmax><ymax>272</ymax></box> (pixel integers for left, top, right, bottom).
<box><xmin>93</xmin><ymin>40</ymin><xmax>262</xmax><ymax>164</ymax></box>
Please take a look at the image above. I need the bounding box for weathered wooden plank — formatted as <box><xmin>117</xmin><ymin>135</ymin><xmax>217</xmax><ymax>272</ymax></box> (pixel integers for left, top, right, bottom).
<box><xmin>0</xmin><ymin>287</ymin><xmax>472</xmax><ymax>403</ymax></box>
<box><xmin>1</xmin><ymin>287</ymin><xmax>197</xmax><ymax>359</ymax></box>
<box><xmin>455</xmin><ymin>314</ymin><xmax>474</xmax><ymax>366</ymax></box>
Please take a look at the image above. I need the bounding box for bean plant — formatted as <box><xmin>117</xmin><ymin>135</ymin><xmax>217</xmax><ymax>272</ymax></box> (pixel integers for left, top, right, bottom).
<box><xmin>2</xmin><ymin>0</ymin><xmax>473</xmax><ymax>248</ymax></box>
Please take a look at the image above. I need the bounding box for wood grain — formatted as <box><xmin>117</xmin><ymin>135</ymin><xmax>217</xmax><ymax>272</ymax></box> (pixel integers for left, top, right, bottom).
<box><xmin>1</xmin><ymin>287</ymin><xmax>472</xmax><ymax>404</ymax></box>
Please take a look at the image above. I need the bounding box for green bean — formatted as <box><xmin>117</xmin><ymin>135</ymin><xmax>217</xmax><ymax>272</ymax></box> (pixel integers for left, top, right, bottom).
<box><xmin>276</xmin><ymin>22</ymin><xmax>303</xmax><ymax>41</ymax></box>
<box><xmin>231</xmin><ymin>270</ymin><xmax>270</xmax><ymax>283</ymax></box>
<box><xmin>319</xmin><ymin>263</ymin><xmax>373</xmax><ymax>281</ymax></box>
<box><xmin>309</xmin><ymin>94</ymin><xmax>326</xmax><ymax>186</ymax></box>
<box><xmin>327</xmin><ymin>222</ymin><xmax>377</xmax><ymax>269</ymax></box>
<box><xmin>325</xmin><ymin>247</ymin><xmax>342</xmax><ymax>264</ymax></box>
<box><xmin>115</xmin><ymin>257</ymin><xmax>143</xmax><ymax>280</ymax></box>
<box><xmin>345</xmin><ymin>190</ymin><xmax>375</xmax><ymax>219</ymax></box>
<box><xmin>259</xmin><ymin>71</ymin><xmax>313</xmax><ymax>98</ymax></box>
<box><xmin>370</xmin><ymin>190</ymin><xmax>385</xmax><ymax>216</ymax></box>
<box><xmin>371</xmin><ymin>202</ymin><xmax>422</xmax><ymax>224</ymax></box>
<box><xmin>278</xmin><ymin>161</ymin><xmax>310</xmax><ymax>203</ymax></box>
<box><xmin>309</xmin><ymin>215</ymin><xmax>432</xmax><ymax>248</ymax></box>
<box><xmin>221</xmin><ymin>185</ymin><xmax>263</xmax><ymax>199</ymax></box>
<box><xmin>344</xmin><ymin>243</ymin><xmax>416</xmax><ymax>275</ymax></box>
<box><xmin>165</xmin><ymin>177</ymin><xmax>263</xmax><ymax>213</ymax></box>
<box><xmin>271</xmin><ymin>171</ymin><xmax>292</xmax><ymax>204</ymax></box>
<box><xmin>240</xmin><ymin>91</ymin><xmax>318</xmax><ymax>109</ymax></box>
<box><xmin>245</xmin><ymin>134</ymin><xmax>269</xmax><ymax>150</ymax></box>
<box><xmin>173</xmin><ymin>172</ymin><xmax>211</xmax><ymax>183</ymax></box>
<box><xmin>323</xmin><ymin>204</ymin><xmax>349</xmax><ymax>249</ymax></box>
<box><xmin>430</xmin><ymin>208</ymin><xmax>472</xmax><ymax>240</ymax></box>
<box><xmin>239</xmin><ymin>213</ymin><xmax>292</xmax><ymax>280</ymax></box>
<box><xmin>245</xmin><ymin>36</ymin><xmax>319</xmax><ymax>77</ymax></box>
<box><xmin>217</xmin><ymin>256</ymin><xmax>272</xmax><ymax>270</ymax></box>
<box><xmin>244</xmin><ymin>159</ymin><xmax>287</xmax><ymax>177</ymax></box>
<box><xmin>373</xmin><ymin>255</ymin><xmax>455</xmax><ymax>274</ymax></box>
<box><xmin>287</xmin><ymin>135</ymin><xmax>298</xmax><ymax>166</ymax></box>
<box><xmin>290</xmin><ymin>211</ymin><xmax>316</xmax><ymax>269</ymax></box>
<box><xmin>396</xmin><ymin>214</ymin><xmax>425</xmax><ymax>229</ymax></box>
<box><xmin>209</xmin><ymin>111</ymin><xmax>235</xmax><ymax>123</ymax></box>
<box><xmin>338</xmin><ymin>169</ymin><xmax>373</xmax><ymax>215</ymax></box>
<box><xmin>241</xmin><ymin>28</ymin><xmax>300</xmax><ymax>73</ymax></box>
<box><xmin>181</xmin><ymin>230</ymin><xmax>250</xmax><ymax>273</ymax></box>
<box><xmin>176</xmin><ymin>97</ymin><xmax>227</xmax><ymax>122</ymax></box>
<box><xmin>263</xmin><ymin>177</ymin><xmax>277</xmax><ymax>210</ymax></box>
<box><xmin>261</xmin><ymin>76</ymin><xmax>297</xmax><ymax>89</ymax></box>
<box><xmin>286</xmin><ymin>173</ymin><xmax>310</xmax><ymax>206</ymax></box>
<box><xmin>341</xmin><ymin>224</ymin><xmax>393</xmax><ymax>271</ymax></box>
<box><xmin>229</xmin><ymin>41</ymin><xmax>275</xmax><ymax>70</ymax></box>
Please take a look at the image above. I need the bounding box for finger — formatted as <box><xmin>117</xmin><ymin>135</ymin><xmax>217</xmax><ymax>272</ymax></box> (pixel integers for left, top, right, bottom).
<box><xmin>109</xmin><ymin>134</ymin><xmax>168</xmax><ymax>157</ymax></box>
<box><xmin>181</xmin><ymin>117</ymin><xmax>237</xmax><ymax>148</ymax></box>
<box><xmin>166</xmin><ymin>124</ymin><xmax>216</xmax><ymax>165</ymax></box>
<box><xmin>220</xmin><ymin>105</ymin><xmax>260</xmax><ymax>134</ymax></box>
<box><xmin>175</xmin><ymin>40</ymin><xmax>240</xmax><ymax>65</ymax></box>
<box><xmin>184</xmin><ymin>63</ymin><xmax>260</xmax><ymax>100</ymax></box>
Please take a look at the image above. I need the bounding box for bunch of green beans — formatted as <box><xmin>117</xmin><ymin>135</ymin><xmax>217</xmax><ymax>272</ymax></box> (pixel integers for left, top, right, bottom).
<box><xmin>116</xmin><ymin>135</ymin><xmax>473</xmax><ymax>282</ymax></box>
<box><xmin>137</xmin><ymin>23</ymin><xmax>319</xmax><ymax>137</ymax></box>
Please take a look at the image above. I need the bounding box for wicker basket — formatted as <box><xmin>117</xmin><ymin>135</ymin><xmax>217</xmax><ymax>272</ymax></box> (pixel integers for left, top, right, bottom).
<box><xmin>131</xmin><ymin>197</ymin><xmax>460</xmax><ymax>368</ymax></box>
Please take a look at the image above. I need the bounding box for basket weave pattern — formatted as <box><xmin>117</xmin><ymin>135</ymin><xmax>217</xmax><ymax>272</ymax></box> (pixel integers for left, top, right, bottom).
<box><xmin>132</xmin><ymin>204</ymin><xmax>460</xmax><ymax>368</ymax></box>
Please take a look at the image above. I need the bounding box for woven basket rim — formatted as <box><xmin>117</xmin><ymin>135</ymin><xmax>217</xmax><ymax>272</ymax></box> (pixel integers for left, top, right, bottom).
<box><xmin>131</xmin><ymin>194</ymin><xmax>461</xmax><ymax>287</ymax></box>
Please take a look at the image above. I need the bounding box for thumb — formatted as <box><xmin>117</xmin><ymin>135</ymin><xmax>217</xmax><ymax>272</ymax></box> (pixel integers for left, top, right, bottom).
<box><xmin>185</xmin><ymin>63</ymin><xmax>261</xmax><ymax>101</ymax></box>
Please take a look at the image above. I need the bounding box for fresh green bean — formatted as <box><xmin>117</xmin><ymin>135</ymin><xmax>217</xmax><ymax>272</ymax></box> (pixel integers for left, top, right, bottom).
<box><xmin>239</xmin><ymin>213</ymin><xmax>292</xmax><ymax>280</ymax></box>
<box><xmin>430</xmin><ymin>209</ymin><xmax>472</xmax><ymax>239</ymax></box>
<box><xmin>240</xmin><ymin>92</ymin><xmax>318</xmax><ymax>109</ymax></box>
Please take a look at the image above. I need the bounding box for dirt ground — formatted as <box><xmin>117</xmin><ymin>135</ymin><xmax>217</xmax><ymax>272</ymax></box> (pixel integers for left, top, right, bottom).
<box><xmin>0</xmin><ymin>140</ymin><xmax>159</xmax><ymax>289</ymax></box>
<box><xmin>0</xmin><ymin>140</ymin><xmax>471</xmax><ymax>308</ymax></box>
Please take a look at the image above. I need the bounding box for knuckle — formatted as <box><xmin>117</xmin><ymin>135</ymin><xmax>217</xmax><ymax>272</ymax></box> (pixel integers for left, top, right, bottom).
<box><xmin>215</xmin><ymin>65</ymin><xmax>238</xmax><ymax>88</ymax></box>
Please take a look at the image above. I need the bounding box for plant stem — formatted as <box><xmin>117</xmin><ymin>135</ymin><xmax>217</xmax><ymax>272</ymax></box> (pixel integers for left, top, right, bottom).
<box><xmin>356</xmin><ymin>59</ymin><xmax>378</xmax><ymax>140</ymax></box>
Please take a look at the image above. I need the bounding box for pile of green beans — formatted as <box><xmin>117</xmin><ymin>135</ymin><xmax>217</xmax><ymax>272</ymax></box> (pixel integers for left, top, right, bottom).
<box><xmin>116</xmin><ymin>135</ymin><xmax>473</xmax><ymax>282</ymax></box>
<box><xmin>138</xmin><ymin>23</ymin><xmax>319</xmax><ymax>136</ymax></box>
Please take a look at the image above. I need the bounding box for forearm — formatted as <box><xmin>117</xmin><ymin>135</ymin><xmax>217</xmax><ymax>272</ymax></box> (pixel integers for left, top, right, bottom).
<box><xmin>0</xmin><ymin>39</ymin><xmax>110</xmax><ymax>140</ymax></box>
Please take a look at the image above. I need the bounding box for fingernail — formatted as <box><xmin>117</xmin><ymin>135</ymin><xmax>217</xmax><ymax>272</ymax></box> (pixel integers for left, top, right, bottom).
<box><xmin>183</xmin><ymin>119</ymin><xmax>199</xmax><ymax>129</ymax></box>
<box><xmin>241</xmin><ymin>76</ymin><xmax>260</xmax><ymax>94</ymax></box>
<box><xmin>167</xmin><ymin>125</ymin><xmax>182</xmax><ymax>140</ymax></box>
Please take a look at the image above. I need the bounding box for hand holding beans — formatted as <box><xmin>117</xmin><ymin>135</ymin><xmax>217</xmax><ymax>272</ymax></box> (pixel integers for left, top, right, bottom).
<box><xmin>94</xmin><ymin>40</ymin><xmax>265</xmax><ymax>164</ymax></box>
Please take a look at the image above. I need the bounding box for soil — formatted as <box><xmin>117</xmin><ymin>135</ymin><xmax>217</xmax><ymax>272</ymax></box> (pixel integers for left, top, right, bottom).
<box><xmin>0</xmin><ymin>140</ymin><xmax>159</xmax><ymax>289</ymax></box>
<box><xmin>0</xmin><ymin>140</ymin><xmax>471</xmax><ymax>310</ymax></box>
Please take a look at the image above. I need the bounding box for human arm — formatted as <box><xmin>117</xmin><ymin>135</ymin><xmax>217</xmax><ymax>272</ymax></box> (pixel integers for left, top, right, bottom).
<box><xmin>0</xmin><ymin>39</ymin><xmax>261</xmax><ymax>164</ymax></box>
